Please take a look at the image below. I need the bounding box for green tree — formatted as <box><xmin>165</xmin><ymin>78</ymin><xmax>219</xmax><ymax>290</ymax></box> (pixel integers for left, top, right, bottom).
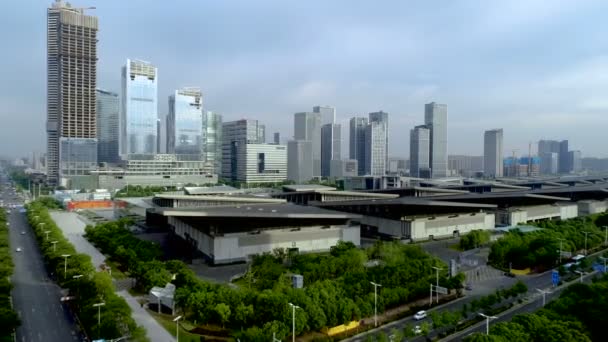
<box><xmin>214</xmin><ymin>303</ymin><xmax>231</xmax><ymax>328</ymax></box>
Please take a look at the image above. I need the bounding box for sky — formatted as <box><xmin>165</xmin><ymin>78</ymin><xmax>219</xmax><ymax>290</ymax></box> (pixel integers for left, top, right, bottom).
<box><xmin>1</xmin><ymin>0</ymin><xmax>608</xmax><ymax>159</ymax></box>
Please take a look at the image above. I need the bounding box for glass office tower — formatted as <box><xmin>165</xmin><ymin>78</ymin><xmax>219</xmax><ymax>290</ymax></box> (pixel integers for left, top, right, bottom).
<box><xmin>121</xmin><ymin>59</ymin><xmax>158</xmax><ymax>156</ymax></box>
<box><xmin>167</xmin><ymin>87</ymin><xmax>203</xmax><ymax>156</ymax></box>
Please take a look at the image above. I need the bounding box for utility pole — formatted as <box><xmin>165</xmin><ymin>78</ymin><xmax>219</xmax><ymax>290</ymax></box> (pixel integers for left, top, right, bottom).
<box><xmin>370</xmin><ymin>282</ymin><xmax>382</xmax><ymax>327</ymax></box>
<box><xmin>583</xmin><ymin>231</ymin><xmax>590</xmax><ymax>255</ymax></box>
<box><xmin>536</xmin><ymin>288</ymin><xmax>551</xmax><ymax>306</ymax></box>
<box><xmin>288</xmin><ymin>303</ymin><xmax>300</xmax><ymax>342</ymax></box>
<box><xmin>432</xmin><ymin>266</ymin><xmax>442</xmax><ymax>303</ymax></box>
<box><xmin>478</xmin><ymin>313</ymin><xmax>497</xmax><ymax>335</ymax></box>
<box><xmin>557</xmin><ymin>238</ymin><xmax>566</xmax><ymax>264</ymax></box>
<box><xmin>173</xmin><ymin>316</ymin><xmax>182</xmax><ymax>342</ymax></box>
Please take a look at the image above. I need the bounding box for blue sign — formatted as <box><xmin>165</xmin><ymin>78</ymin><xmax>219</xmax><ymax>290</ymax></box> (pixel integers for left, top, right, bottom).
<box><xmin>552</xmin><ymin>270</ymin><xmax>560</xmax><ymax>286</ymax></box>
<box><xmin>592</xmin><ymin>263</ymin><xmax>606</xmax><ymax>273</ymax></box>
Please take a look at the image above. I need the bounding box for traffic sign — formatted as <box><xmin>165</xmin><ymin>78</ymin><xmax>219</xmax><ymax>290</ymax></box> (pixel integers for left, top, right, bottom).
<box><xmin>551</xmin><ymin>270</ymin><xmax>560</xmax><ymax>286</ymax></box>
<box><xmin>434</xmin><ymin>285</ymin><xmax>449</xmax><ymax>295</ymax></box>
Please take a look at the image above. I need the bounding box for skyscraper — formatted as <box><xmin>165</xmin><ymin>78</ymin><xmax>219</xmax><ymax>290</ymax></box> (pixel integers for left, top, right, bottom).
<box><xmin>559</xmin><ymin>140</ymin><xmax>569</xmax><ymax>173</ymax></box>
<box><xmin>202</xmin><ymin>111</ymin><xmax>222</xmax><ymax>174</ymax></box>
<box><xmin>540</xmin><ymin>152</ymin><xmax>558</xmax><ymax>175</ymax></box>
<box><xmin>409</xmin><ymin>125</ymin><xmax>430</xmax><ymax>178</ymax></box>
<box><xmin>287</xmin><ymin>140</ymin><xmax>313</xmax><ymax>183</ymax></box>
<box><xmin>47</xmin><ymin>1</ymin><xmax>99</xmax><ymax>186</ymax></box>
<box><xmin>349</xmin><ymin>117</ymin><xmax>368</xmax><ymax>176</ymax></box>
<box><xmin>313</xmin><ymin>105</ymin><xmax>336</xmax><ymax>126</ymax></box>
<box><xmin>369</xmin><ymin>111</ymin><xmax>389</xmax><ymax>169</ymax></box>
<box><xmin>538</xmin><ymin>139</ymin><xmax>570</xmax><ymax>174</ymax></box>
<box><xmin>166</xmin><ymin>87</ymin><xmax>203</xmax><ymax>156</ymax></box>
<box><xmin>273</xmin><ymin>132</ymin><xmax>280</xmax><ymax>144</ymax></box>
<box><xmin>321</xmin><ymin>123</ymin><xmax>341</xmax><ymax>177</ymax></box>
<box><xmin>121</xmin><ymin>59</ymin><xmax>158</xmax><ymax>156</ymax></box>
<box><xmin>294</xmin><ymin>112</ymin><xmax>322</xmax><ymax>177</ymax></box>
<box><xmin>425</xmin><ymin>102</ymin><xmax>448</xmax><ymax>178</ymax></box>
<box><xmin>568</xmin><ymin>150</ymin><xmax>582</xmax><ymax>173</ymax></box>
<box><xmin>483</xmin><ymin>129</ymin><xmax>503</xmax><ymax>178</ymax></box>
<box><xmin>364</xmin><ymin>121</ymin><xmax>387</xmax><ymax>176</ymax></box>
<box><xmin>96</xmin><ymin>89</ymin><xmax>119</xmax><ymax>164</ymax></box>
<box><xmin>221</xmin><ymin>119</ymin><xmax>266</xmax><ymax>181</ymax></box>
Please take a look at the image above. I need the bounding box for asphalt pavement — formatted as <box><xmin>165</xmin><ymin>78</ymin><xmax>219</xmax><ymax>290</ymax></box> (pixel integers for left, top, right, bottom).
<box><xmin>4</xmin><ymin>185</ymin><xmax>80</xmax><ymax>342</ymax></box>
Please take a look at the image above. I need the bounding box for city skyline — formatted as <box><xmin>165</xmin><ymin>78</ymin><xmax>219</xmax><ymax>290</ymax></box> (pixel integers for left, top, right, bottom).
<box><xmin>3</xmin><ymin>1</ymin><xmax>608</xmax><ymax>158</ymax></box>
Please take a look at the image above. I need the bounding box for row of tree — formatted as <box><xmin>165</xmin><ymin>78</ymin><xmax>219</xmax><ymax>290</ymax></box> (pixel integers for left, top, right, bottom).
<box><xmin>459</xmin><ymin>229</ymin><xmax>491</xmax><ymax>250</ymax></box>
<box><xmin>25</xmin><ymin>200</ymin><xmax>148</xmax><ymax>341</ymax></box>
<box><xmin>465</xmin><ymin>274</ymin><xmax>608</xmax><ymax>342</ymax></box>
<box><xmin>0</xmin><ymin>209</ymin><xmax>20</xmax><ymax>341</ymax></box>
<box><xmin>489</xmin><ymin>213</ymin><xmax>608</xmax><ymax>270</ymax></box>
<box><xmin>84</xmin><ymin>219</ymin><xmax>465</xmax><ymax>341</ymax></box>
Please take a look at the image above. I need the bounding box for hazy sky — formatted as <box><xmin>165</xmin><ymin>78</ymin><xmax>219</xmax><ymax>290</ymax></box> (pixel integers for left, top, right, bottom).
<box><xmin>2</xmin><ymin>0</ymin><xmax>608</xmax><ymax>159</ymax></box>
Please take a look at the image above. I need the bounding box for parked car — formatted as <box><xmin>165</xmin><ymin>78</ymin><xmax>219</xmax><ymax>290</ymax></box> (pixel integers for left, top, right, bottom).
<box><xmin>15</xmin><ymin>247</ymin><xmax>22</xmax><ymax>252</ymax></box>
<box><xmin>414</xmin><ymin>310</ymin><xmax>427</xmax><ymax>320</ymax></box>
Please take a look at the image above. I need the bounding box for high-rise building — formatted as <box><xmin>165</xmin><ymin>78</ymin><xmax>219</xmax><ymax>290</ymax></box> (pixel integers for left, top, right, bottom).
<box><xmin>410</xmin><ymin>125</ymin><xmax>430</xmax><ymax>178</ymax></box>
<box><xmin>120</xmin><ymin>59</ymin><xmax>158</xmax><ymax>156</ymax></box>
<box><xmin>221</xmin><ymin>119</ymin><xmax>266</xmax><ymax>181</ymax></box>
<box><xmin>364</xmin><ymin>121</ymin><xmax>387</xmax><ymax>176</ymax></box>
<box><xmin>258</xmin><ymin>125</ymin><xmax>266</xmax><ymax>144</ymax></box>
<box><xmin>349</xmin><ymin>117</ymin><xmax>368</xmax><ymax>176</ymax></box>
<box><xmin>449</xmin><ymin>155</ymin><xmax>484</xmax><ymax>177</ymax></box>
<box><xmin>273</xmin><ymin>132</ymin><xmax>280</xmax><ymax>144</ymax></box>
<box><xmin>47</xmin><ymin>1</ymin><xmax>99</xmax><ymax>186</ymax></box>
<box><xmin>232</xmin><ymin>144</ymin><xmax>287</xmax><ymax>184</ymax></box>
<box><xmin>483</xmin><ymin>129</ymin><xmax>503</xmax><ymax>178</ymax></box>
<box><xmin>156</xmin><ymin>119</ymin><xmax>162</xmax><ymax>153</ymax></box>
<box><xmin>96</xmin><ymin>89</ymin><xmax>119</xmax><ymax>164</ymax></box>
<box><xmin>425</xmin><ymin>102</ymin><xmax>448</xmax><ymax>178</ymax></box>
<box><xmin>321</xmin><ymin>123</ymin><xmax>341</xmax><ymax>177</ymax></box>
<box><xmin>567</xmin><ymin>150</ymin><xmax>582</xmax><ymax>173</ymax></box>
<box><xmin>369</xmin><ymin>111</ymin><xmax>389</xmax><ymax>169</ymax></box>
<box><xmin>202</xmin><ymin>111</ymin><xmax>222</xmax><ymax>174</ymax></box>
<box><xmin>294</xmin><ymin>112</ymin><xmax>322</xmax><ymax>176</ymax></box>
<box><xmin>330</xmin><ymin>159</ymin><xmax>358</xmax><ymax>178</ymax></box>
<box><xmin>287</xmin><ymin>140</ymin><xmax>313</xmax><ymax>183</ymax></box>
<box><xmin>313</xmin><ymin>105</ymin><xmax>336</xmax><ymax>126</ymax></box>
<box><xmin>559</xmin><ymin>140</ymin><xmax>569</xmax><ymax>173</ymax></box>
<box><xmin>540</xmin><ymin>152</ymin><xmax>558</xmax><ymax>175</ymax></box>
<box><xmin>166</xmin><ymin>87</ymin><xmax>203</xmax><ymax>156</ymax></box>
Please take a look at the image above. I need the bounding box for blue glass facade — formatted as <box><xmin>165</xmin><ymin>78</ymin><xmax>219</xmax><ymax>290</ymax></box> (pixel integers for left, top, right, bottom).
<box><xmin>167</xmin><ymin>88</ymin><xmax>203</xmax><ymax>156</ymax></box>
<box><xmin>121</xmin><ymin>59</ymin><xmax>158</xmax><ymax>155</ymax></box>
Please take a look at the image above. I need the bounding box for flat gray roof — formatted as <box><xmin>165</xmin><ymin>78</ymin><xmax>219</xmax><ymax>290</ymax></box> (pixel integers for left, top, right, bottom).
<box><xmin>184</xmin><ymin>185</ymin><xmax>243</xmax><ymax>195</ymax></box>
<box><xmin>282</xmin><ymin>184</ymin><xmax>337</xmax><ymax>192</ymax></box>
<box><xmin>315</xmin><ymin>197</ymin><xmax>497</xmax><ymax>209</ymax></box>
<box><xmin>154</xmin><ymin>194</ymin><xmax>286</xmax><ymax>203</ymax></box>
<box><xmin>157</xmin><ymin>203</ymin><xmax>361</xmax><ymax>219</ymax></box>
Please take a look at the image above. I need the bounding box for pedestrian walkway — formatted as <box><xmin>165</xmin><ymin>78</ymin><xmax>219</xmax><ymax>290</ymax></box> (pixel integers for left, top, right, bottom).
<box><xmin>117</xmin><ymin>291</ymin><xmax>175</xmax><ymax>342</ymax></box>
<box><xmin>465</xmin><ymin>265</ymin><xmax>503</xmax><ymax>283</ymax></box>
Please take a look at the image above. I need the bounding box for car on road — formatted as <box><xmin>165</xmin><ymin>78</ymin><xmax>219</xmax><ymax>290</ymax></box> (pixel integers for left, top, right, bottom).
<box><xmin>15</xmin><ymin>247</ymin><xmax>22</xmax><ymax>252</ymax></box>
<box><xmin>465</xmin><ymin>283</ymin><xmax>473</xmax><ymax>290</ymax></box>
<box><xmin>414</xmin><ymin>310</ymin><xmax>427</xmax><ymax>320</ymax></box>
<box><xmin>413</xmin><ymin>325</ymin><xmax>422</xmax><ymax>335</ymax></box>
<box><xmin>20</xmin><ymin>231</ymin><xmax>25</xmax><ymax>235</ymax></box>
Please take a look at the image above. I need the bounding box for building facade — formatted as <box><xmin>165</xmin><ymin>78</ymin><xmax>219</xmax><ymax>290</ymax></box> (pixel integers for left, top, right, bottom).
<box><xmin>364</xmin><ymin>121</ymin><xmax>387</xmax><ymax>176</ymax></box>
<box><xmin>410</xmin><ymin>125</ymin><xmax>430</xmax><ymax>178</ymax></box>
<box><xmin>166</xmin><ymin>87</ymin><xmax>203</xmax><ymax>156</ymax></box>
<box><xmin>294</xmin><ymin>112</ymin><xmax>322</xmax><ymax>177</ymax></box>
<box><xmin>221</xmin><ymin>119</ymin><xmax>267</xmax><ymax>181</ymax></box>
<box><xmin>559</xmin><ymin>140</ymin><xmax>569</xmax><ymax>173</ymax></box>
<box><xmin>202</xmin><ymin>111</ymin><xmax>222</xmax><ymax>174</ymax></box>
<box><xmin>47</xmin><ymin>1</ymin><xmax>99</xmax><ymax>186</ymax></box>
<box><xmin>321</xmin><ymin>123</ymin><xmax>341</xmax><ymax>177</ymax></box>
<box><xmin>424</xmin><ymin>102</ymin><xmax>448</xmax><ymax>178</ymax></box>
<box><xmin>540</xmin><ymin>152</ymin><xmax>558</xmax><ymax>175</ymax></box>
<box><xmin>448</xmin><ymin>155</ymin><xmax>484</xmax><ymax>177</ymax></box>
<box><xmin>121</xmin><ymin>59</ymin><xmax>158</xmax><ymax>156</ymax></box>
<box><xmin>96</xmin><ymin>89</ymin><xmax>119</xmax><ymax>164</ymax></box>
<box><xmin>313</xmin><ymin>105</ymin><xmax>336</xmax><ymax>126</ymax></box>
<box><xmin>483</xmin><ymin>129</ymin><xmax>503</xmax><ymax>178</ymax></box>
<box><xmin>330</xmin><ymin>159</ymin><xmax>358</xmax><ymax>178</ymax></box>
<box><xmin>287</xmin><ymin>140</ymin><xmax>313</xmax><ymax>183</ymax></box>
<box><xmin>234</xmin><ymin>144</ymin><xmax>287</xmax><ymax>183</ymax></box>
<box><xmin>568</xmin><ymin>150</ymin><xmax>582</xmax><ymax>173</ymax></box>
<box><xmin>349</xmin><ymin>117</ymin><xmax>368</xmax><ymax>176</ymax></box>
<box><xmin>369</xmin><ymin>111</ymin><xmax>389</xmax><ymax>169</ymax></box>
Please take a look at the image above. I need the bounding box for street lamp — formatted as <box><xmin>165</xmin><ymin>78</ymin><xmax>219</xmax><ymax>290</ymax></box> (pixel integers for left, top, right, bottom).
<box><xmin>61</xmin><ymin>254</ymin><xmax>71</xmax><ymax>279</ymax></box>
<box><xmin>575</xmin><ymin>270</ymin><xmax>584</xmax><ymax>283</ymax></box>
<box><xmin>288</xmin><ymin>303</ymin><xmax>300</xmax><ymax>342</ymax></box>
<box><xmin>93</xmin><ymin>302</ymin><xmax>106</xmax><ymax>338</ymax></box>
<box><xmin>432</xmin><ymin>266</ymin><xmax>443</xmax><ymax>303</ymax></box>
<box><xmin>583</xmin><ymin>231</ymin><xmax>590</xmax><ymax>255</ymax></box>
<box><xmin>557</xmin><ymin>238</ymin><xmax>566</xmax><ymax>264</ymax></box>
<box><xmin>43</xmin><ymin>228</ymin><xmax>49</xmax><ymax>240</ymax></box>
<box><xmin>536</xmin><ymin>288</ymin><xmax>551</xmax><ymax>306</ymax></box>
<box><xmin>370</xmin><ymin>281</ymin><xmax>382</xmax><ymax>327</ymax></box>
<box><xmin>173</xmin><ymin>315</ymin><xmax>182</xmax><ymax>342</ymax></box>
<box><xmin>478</xmin><ymin>313</ymin><xmax>497</xmax><ymax>335</ymax></box>
<box><xmin>51</xmin><ymin>240</ymin><xmax>58</xmax><ymax>252</ymax></box>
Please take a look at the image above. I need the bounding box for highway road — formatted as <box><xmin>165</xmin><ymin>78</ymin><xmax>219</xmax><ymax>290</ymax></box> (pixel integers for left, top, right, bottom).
<box><xmin>2</xmin><ymin>176</ymin><xmax>81</xmax><ymax>342</ymax></box>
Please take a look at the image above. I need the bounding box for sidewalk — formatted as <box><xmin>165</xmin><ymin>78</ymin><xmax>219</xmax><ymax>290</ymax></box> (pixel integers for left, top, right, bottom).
<box><xmin>117</xmin><ymin>291</ymin><xmax>175</xmax><ymax>342</ymax></box>
<box><xmin>50</xmin><ymin>211</ymin><xmax>175</xmax><ymax>342</ymax></box>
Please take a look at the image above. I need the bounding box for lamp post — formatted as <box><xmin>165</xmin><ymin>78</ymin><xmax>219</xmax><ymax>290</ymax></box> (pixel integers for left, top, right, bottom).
<box><xmin>370</xmin><ymin>281</ymin><xmax>382</xmax><ymax>327</ymax></box>
<box><xmin>536</xmin><ymin>288</ymin><xmax>551</xmax><ymax>306</ymax></box>
<box><xmin>173</xmin><ymin>315</ymin><xmax>182</xmax><ymax>342</ymax></box>
<box><xmin>51</xmin><ymin>240</ymin><xmax>58</xmax><ymax>252</ymax></box>
<box><xmin>583</xmin><ymin>231</ymin><xmax>590</xmax><ymax>255</ymax></box>
<box><xmin>43</xmin><ymin>228</ymin><xmax>49</xmax><ymax>240</ymax></box>
<box><xmin>93</xmin><ymin>302</ymin><xmax>106</xmax><ymax>339</ymax></box>
<box><xmin>73</xmin><ymin>274</ymin><xmax>83</xmax><ymax>296</ymax></box>
<box><xmin>557</xmin><ymin>238</ymin><xmax>566</xmax><ymax>264</ymax></box>
<box><xmin>61</xmin><ymin>254</ymin><xmax>71</xmax><ymax>279</ymax></box>
<box><xmin>478</xmin><ymin>313</ymin><xmax>497</xmax><ymax>335</ymax></box>
<box><xmin>288</xmin><ymin>303</ymin><xmax>300</xmax><ymax>342</ymax></box>
<box><xmin>432</xmin><ymin>266</ymin><xmax>442</xmax><ymax>303</ymax></box>
<box><xmin>575</xmin><ymin>270</ymin><xmax>584</xmax><ymax>283</ymax></box>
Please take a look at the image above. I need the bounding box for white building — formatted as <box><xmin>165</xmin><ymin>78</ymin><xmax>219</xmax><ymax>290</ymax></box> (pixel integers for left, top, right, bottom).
<box><xmin>484</xmin><ymin>129</ymin><xmax>503</xmax><ymax>178</ymax></box>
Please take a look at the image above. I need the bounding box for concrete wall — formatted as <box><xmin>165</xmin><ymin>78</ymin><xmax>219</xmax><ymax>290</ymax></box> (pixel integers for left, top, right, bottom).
<box><xmin>97</xmin><ymin>174</ymin><xmax>218</xmax><ymax>191</ymax></box>
<box><xmin>497</xmin><ymin>203</ymin><xmax>578</xmax><ymax>226</ymax></box>
<box><xmin>578</xmin><ymin>200</ymin><xmax>608</xmax><ymax>216</ymax></box>
<box><xmin>168</xmin><ymin>217</ymin><xmax>360</xmax><ymax>264</ymax></box>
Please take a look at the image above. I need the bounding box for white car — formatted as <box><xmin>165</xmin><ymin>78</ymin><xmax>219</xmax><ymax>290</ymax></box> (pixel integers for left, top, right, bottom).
<box><xmin>413</xmin><ymin>325</ymin><xmax>422</xmax><ymax>335</ymax></box>
<box><xmin>414</xmin><ymin>310</ymin><xmax>427</xmax><ymax>320</ymax></box>
<box><xmin>20</xmin><ymin>231</ymin><xmax>25</xmax><ymax>235</ymax></box>
<box><xmin>15</xmin><ymin>247</ymin><xmax>22</xmax><ymax>252</ymax></box>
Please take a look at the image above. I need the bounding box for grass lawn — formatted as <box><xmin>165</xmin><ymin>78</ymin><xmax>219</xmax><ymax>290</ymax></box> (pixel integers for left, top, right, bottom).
<box><xmin>449</xmin><ymin>243</ymin><xmax>463</xmax><ymax>251</ymax></box>
<box><xmin>104</xmin><ymin>259</ymin><xmax>128</xmax><ymax>279</ymax></box>
<box><xmin>148</xmin><ymin>311</ymin><xmax>206</xmax><ymax>342</ymax></box>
